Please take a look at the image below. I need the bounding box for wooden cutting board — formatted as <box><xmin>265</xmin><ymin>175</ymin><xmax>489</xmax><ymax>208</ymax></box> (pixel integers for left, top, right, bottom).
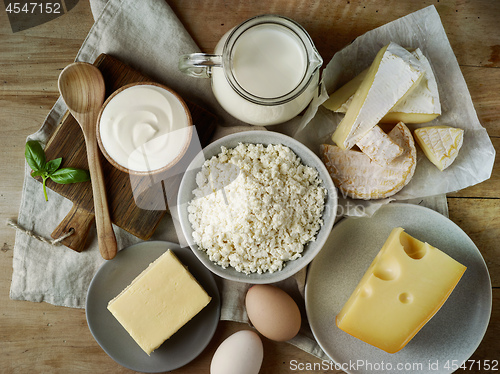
<box><xmin>38</xmin><ymin>53</ymin><xmax>217</xmax><ymax>252</ymax></box>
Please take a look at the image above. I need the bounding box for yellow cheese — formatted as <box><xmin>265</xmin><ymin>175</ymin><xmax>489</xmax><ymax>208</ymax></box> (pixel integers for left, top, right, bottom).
<box><xmin>107</xmin><ymin>250</ymin><xmax>211</xmax><ymax>355</ymax></box>
<box><xmin>322</xmin><ymin>69</ymin><xmax>368</xmax><ymax>112</ymax></box>
<box><xmin>331</xmin><ymin>43</ymin><xmax>424</xmax><ymax>150</ymax></box>
<box><xmin>336</xmin><ymin>227</ymin><xmax>466</xmax><ymax>354</ymax></box>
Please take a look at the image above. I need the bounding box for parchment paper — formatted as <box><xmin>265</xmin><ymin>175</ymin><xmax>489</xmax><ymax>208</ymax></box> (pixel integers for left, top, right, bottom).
<box><xmin>291</xmin><ymin>5</ymin><xmax>495</xmax><ymax>216</ymax></box>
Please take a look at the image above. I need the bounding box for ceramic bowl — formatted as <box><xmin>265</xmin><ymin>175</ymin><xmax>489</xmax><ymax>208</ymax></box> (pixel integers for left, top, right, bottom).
<box><xmin>177</xmin><ymin>130</ymin><xmax>337</xmax><ymax>283</ymax></box>
<box><xmin>96</xmin><ymin>82</ymin><xmax>193</xmax><ymax>176</ymax></box>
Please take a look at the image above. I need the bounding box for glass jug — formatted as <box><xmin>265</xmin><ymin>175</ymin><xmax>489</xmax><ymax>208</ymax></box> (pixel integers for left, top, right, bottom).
<box><xmin>179</xmin><ymin>15</ymin><xmax>323</xmax><ymax>126</ymax></box>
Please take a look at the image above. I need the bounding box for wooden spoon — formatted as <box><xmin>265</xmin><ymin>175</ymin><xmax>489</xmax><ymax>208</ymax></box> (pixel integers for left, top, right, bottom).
<box><xmin>58</xmin><ymin>62</ymin><xmax>117</xmax><ymax>260</ymax></box>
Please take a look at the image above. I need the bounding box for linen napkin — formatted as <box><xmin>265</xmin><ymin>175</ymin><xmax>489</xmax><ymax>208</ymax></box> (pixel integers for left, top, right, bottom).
<box><xmin>10</xmin><ymin>0</ymin><xmax>451</xmax><ymax>361</ymax></box>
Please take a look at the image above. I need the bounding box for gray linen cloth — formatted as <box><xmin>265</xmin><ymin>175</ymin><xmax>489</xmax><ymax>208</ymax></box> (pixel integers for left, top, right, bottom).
<box><xmin>10</xmin><ymin>0</ymin><xmax>450</xmax><ymax>361</ymax></box>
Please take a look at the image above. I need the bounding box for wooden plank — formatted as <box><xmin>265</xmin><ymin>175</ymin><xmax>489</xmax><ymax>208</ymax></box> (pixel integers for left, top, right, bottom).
<box><xmin>449</xmin><ymin>137</ymin><xmax>499</xmax><ymax>198</ymax></box>
<box><xmin>448</xmin><ymin>198</ymin><xmax>500</xmax><ymax>287</ymax></box>
<box><xmin>167</xmin><ymin>0</ymin><xmax>500</xmax><ymax>68</ymax></box>
<box><xmin>462</xmin><ymin>66</ymin><xmax>500</xmax><ymax>137</ymax></box>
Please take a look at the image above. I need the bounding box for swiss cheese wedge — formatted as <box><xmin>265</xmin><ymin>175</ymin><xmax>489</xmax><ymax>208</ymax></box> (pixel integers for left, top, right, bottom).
<box><xmin>320</xmin><ymin>122</ymin><xmax>416</xmax><ymax>199</ymax></box>
<box><xmin>414</xmin><ymin>125</ymin><xmax>464</xmax><ymax>171</ymax></box>
<box><xmin>331</xmin><ymin>43</ymin><xmax>424</xmax><ymax>150</ymax></box>
<box><xmin>324</xmin><ymin>48</ymin><xmax>440</xmax><ymax>124</ymax></box>
<box><xmin>336</xmin><ymin>227</ymin><xmax>466</xmax><ymax>354</ymax></box>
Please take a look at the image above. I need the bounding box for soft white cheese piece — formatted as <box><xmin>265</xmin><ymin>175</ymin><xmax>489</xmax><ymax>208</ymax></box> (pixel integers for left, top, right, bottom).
<box><xmin>414</xmin><ymin>125</ymin><xmax>464</xmax><ymax>171</ymax></box>
<box><xmin>321</xmin><ymin>122</ymin><xmax>417</xmax><ymax>200</ymax></box>
<box><xmin>384</xmin><ymin>49</ymin><xmax>441</xmax><ymax>123</ymax></box>
<box><xmin>355</xmin><ymin>125</ymin><xmax>403</xmax><ymax>166</ymax></box>
<box><xmin>331</xmin><ymin>42</ymin><xmax>424</xmax><ymax>150</ymax></box>
<box><xmin>107</xmin><ymin>250</ymin><xmax>211</xmax><ymax>355</ymax></box>
<box><xmin>325</xmin><ymin>48</ymin><xmax>441</xmax><ymax>124</ymax></box>
<box><xmin>323</xmin><ymin>69</ymin><xmax>367</xmax><ymax>113</ymax></box>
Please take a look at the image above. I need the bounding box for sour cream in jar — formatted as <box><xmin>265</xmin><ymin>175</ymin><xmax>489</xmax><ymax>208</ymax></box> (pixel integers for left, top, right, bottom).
<box><xmin>97</xmin><ymin>83</ymin><xmax>192</xmax><ymax>174</ymax></box>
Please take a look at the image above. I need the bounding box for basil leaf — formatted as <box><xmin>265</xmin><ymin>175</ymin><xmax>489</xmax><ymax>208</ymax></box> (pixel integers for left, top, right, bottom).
<box><xmin>25</xmin><ymin>141</ymin><xmax>46</xmax><ymax>172</ymax></box>
<box><xmin>50</xmin><ymin>168</ymin><xmax>90</xmax><ymax>184</ymax></box>
<box><xmin>45</xmin><ymin>157</ymin><xmax>62</xmax><ymax>174</ymax></box>
<box><xmin>31</xmin><ymin>170</ymin><xmax>46</xmax><ymax>177</ymax></box>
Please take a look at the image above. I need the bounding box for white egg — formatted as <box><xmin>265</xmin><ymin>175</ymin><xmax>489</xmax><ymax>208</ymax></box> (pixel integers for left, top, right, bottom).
<box><xmin>210</xmin><ymin>330</ymin><xmax>263</xmax><ymax>374</ymax></box>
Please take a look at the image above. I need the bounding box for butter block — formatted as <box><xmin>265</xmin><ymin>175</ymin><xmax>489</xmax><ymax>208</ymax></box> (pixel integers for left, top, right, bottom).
<box><xmin>336</xmin><ymin>227</ymin><xmax>466</xmax><ymax>353</ymax></box>
<box><xmin>108</xmin><ymin>250</ymin><xmax>211</xmax><ymax>355</ymax></box>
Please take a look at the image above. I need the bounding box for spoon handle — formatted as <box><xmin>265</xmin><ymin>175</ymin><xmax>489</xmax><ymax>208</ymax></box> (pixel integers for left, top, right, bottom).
<box><xmin>82</xmin><ymin>114</ymin><xmax>118</xmax><ymax>260</ymax></box>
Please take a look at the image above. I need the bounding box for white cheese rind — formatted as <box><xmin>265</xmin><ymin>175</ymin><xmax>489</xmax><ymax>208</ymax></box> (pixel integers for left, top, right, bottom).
<box><xmin>326</xmin><ymin>48</ymin><xmax>440</xmax><ymax>124</ymax></box>
<box><xmin>321</xmin><ymin>122</ymin><xmax>417</xmax><ymax>199</ymax></box>
<box><xmin>385</xmin><ymin>49</ymin><xmax>441</xmax><ymax>123</ymax></box>
<box><xmin>355</xmin><ymin>125</ymin><xmax>403</xmax><ymax>166</ymax></box>
<box><xmin>331</xmin><ymin>43</ymin><xmax>424</xmax><ymax>150</ymax></box>
<box><xmin>322</xmin><ymin>69</ymin><xmax>368</xmax><ymax>112</ymax></box>
<box><xmin>414</xmin><ymin>125</ymin><xmax>464</xmax><ymax>171</ymax></box>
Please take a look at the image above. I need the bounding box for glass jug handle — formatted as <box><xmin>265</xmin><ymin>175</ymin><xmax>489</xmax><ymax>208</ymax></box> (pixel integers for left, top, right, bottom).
<box><xmin>178</xmin><ymin>53</ymin><xmax>223</xmax><ymax>79</ymax></box>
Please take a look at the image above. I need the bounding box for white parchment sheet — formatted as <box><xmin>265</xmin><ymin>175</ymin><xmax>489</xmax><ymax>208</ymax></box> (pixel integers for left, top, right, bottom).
<box><xmin>290</xmin><ymin>5</ymin><xmax>495</xmax><ymax>216</ymax></box>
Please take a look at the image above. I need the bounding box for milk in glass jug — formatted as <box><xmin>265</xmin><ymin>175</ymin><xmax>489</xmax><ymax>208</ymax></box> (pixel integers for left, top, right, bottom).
<box><xmin>179</xmin><ymin>15</ymin><xmax>323</xmax><ymax>126</ymax></box>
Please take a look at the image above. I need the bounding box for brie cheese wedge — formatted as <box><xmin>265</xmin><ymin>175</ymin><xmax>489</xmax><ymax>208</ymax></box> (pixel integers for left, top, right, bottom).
<box><xmin>323</xmin><ymin>69</ymin><xmax>368</xmax><ymax>113</ymax></box>
<box><xmin>414</xmin><ymin>125</ymin><xmax>464</xmax><ymax>171</ymax></box>
<box><xmin>324</xmin><ymin>48</ymin><xmax>441</xmax><ymax>124</ymax></box>
<box><xmin>356</xmin><ymin>125</ymin><xmax>403</xmax><ymax>166</ymax></box>
<box><xmin>331</xmin><ymin>43</ymin><xmax>424</xmax><ymax>150</ymax></box>
<box><xmin>321</xmin><ymin>122</ymin><xmax>417</xmax><ymax>200</ymax></box>
<box><xmin>384</xmin><ymin>49</ymin><xmax>441</xmax><ymax>123</ymax></box>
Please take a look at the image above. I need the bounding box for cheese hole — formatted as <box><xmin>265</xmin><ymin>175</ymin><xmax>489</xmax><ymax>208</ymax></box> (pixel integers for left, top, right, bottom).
<box><xmin>373</xmin><ymin>257</ymin><xmax>400</xmax><ymax>281</ymax></box>
<box><xmin>357</xmin><ymin>285</ymin><xmax>372</xmax><ymax>298</ymax></box>
<box><xmin>399</xmin><ymin>232</ymin><xmax>427</xmax><ymax>260</ymax></box>
<box><xmin>399</xmin><ymin>292</ymin><xmax>413</xmax><ymax>304</ymax></box>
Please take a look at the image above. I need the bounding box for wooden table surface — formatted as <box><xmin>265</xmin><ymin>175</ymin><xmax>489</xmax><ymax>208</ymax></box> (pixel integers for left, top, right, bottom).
<box><xmin>1</xmin><ymin>1</ymin><xmax>498</xmax><ymax>373</ymax></box>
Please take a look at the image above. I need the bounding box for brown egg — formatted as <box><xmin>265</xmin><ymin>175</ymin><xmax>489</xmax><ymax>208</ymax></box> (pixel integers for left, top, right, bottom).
<box><xmin>245</xmin><ymin>284</ymin><xmax>301</xmax><ymax>341</ymax></box>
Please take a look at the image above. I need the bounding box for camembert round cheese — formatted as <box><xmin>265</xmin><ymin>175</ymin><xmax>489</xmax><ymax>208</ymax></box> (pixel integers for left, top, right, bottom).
<box><xmin>320</xmin><ymin>122</ymin><xmax>417</xmax><ymax>200</ymax></box>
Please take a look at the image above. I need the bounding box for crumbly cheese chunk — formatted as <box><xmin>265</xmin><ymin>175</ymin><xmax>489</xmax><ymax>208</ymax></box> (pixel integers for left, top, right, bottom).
<box><xmin>320</xmin><ymin>122</ymin><xmax>417</xmax><ymax>200</ymax></box>
<box><xmin>355</xmin><ymin>125</ymin><xmax>403</xmax><ymax>166</ymax></box>
<box><xmin>187</xmin><ymin>143</ymin><xmax>326</xmax><ymax>275</ymax></box>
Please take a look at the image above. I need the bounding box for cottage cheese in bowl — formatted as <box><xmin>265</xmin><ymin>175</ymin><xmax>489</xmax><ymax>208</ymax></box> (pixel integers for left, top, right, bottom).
<box><xmin>178</xmin><ymin>131</ymin><xmax>337</xmax><ymax>283</ymax></box>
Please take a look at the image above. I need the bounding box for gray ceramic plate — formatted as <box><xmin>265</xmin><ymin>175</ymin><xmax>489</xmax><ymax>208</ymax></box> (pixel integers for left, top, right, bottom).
<box><xmin>305</xmin><ymin>203</ymin><xmax>491</xmax><ymax>374</ymax></box>
<box><xmin>177</xmin><ymin>130</ymin><xmax>337</xmax><ymax>284</ymax></box>
<box><xmin>86</xmin><ymin>241</ymin><xmax>220</xmax><ymax>373</ymax></box>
